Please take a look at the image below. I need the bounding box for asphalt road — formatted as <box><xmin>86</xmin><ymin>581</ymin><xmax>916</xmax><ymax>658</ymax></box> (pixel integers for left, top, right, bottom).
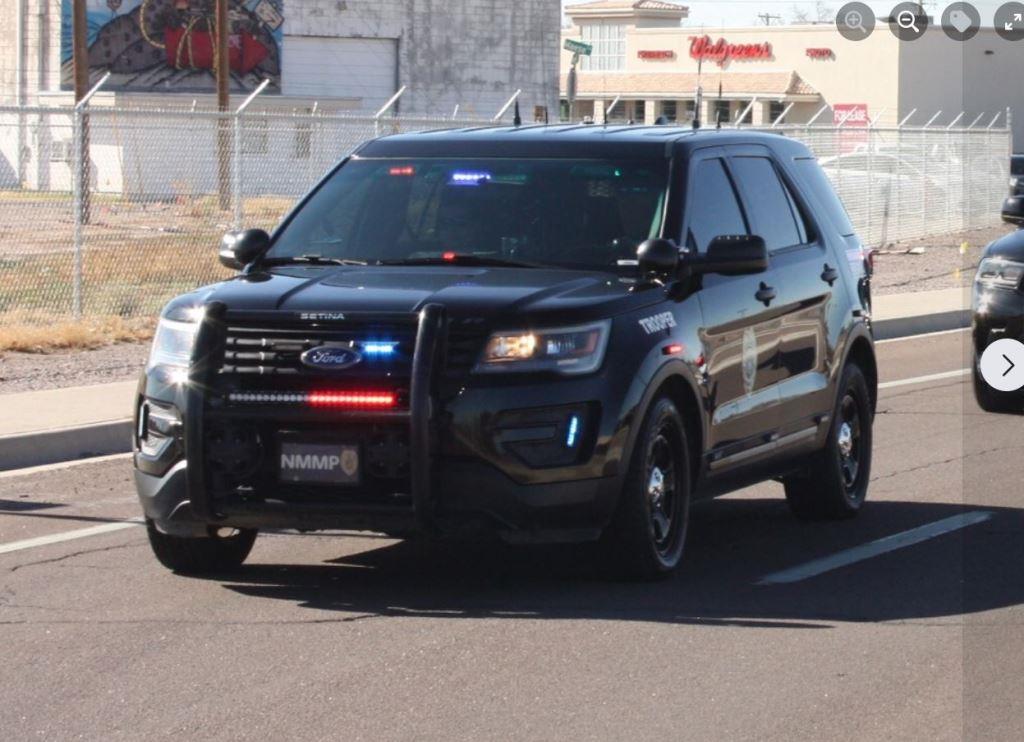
<box><xmin>2</xmin><ymin>329</ymin><xmax>1022</xmax><ymax>741</ymax></box>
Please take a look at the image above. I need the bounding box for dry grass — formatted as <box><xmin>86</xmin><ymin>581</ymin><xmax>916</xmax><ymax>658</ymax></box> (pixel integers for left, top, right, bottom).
<box><xmin>0</xmin><ymin>312</ymin><xmax>153</xmax><ymax>353</ymax></box>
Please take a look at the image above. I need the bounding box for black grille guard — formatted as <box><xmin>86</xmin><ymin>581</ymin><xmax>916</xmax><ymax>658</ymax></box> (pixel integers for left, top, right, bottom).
<box><xmin>184</xmin><ymin>302</ymin><xmax>449</xmax><ymax>531</ymax></box>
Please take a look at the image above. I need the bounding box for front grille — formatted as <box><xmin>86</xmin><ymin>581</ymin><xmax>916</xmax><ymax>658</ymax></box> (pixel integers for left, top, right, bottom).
<box><xmin>221</xmin><ymin>323</ymin><xmax>416</xmax><ymax>377</ymax></box>
<box><xmin>215</xmin><ymin>316</ymin><xmax>489</xmax><ymax>398</ymax></box>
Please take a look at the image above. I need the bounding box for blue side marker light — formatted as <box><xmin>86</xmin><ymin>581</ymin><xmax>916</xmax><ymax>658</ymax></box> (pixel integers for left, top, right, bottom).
<box><xmin>566</xmin><ymin>415</ymin><xmax>581</xmax><ymax>447</ymax></box>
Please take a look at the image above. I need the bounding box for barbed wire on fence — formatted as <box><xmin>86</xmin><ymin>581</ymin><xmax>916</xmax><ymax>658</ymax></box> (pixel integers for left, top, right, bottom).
<box><xmin>0</xmin><ymin>103</ymin><xmax>1012</xmax><ymax>321</ymax></box>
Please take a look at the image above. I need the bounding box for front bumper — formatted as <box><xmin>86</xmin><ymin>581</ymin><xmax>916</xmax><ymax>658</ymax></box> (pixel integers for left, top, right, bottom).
<box><xmin>134</xmin><ymin>304</ymin><xmax>625</xmax><ymax>543</ymax></box>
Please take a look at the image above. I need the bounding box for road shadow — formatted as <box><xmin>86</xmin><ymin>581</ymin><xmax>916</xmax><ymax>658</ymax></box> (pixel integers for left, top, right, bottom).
<box><xmin>211</xmin><ymin>499</ymin><xmax>1024</xmax><ymax>627</ymax></box>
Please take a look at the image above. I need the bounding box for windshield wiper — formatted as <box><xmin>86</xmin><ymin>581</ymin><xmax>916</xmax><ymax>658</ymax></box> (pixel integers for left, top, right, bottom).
<box><xmin>378</xmin><ymin>255</ymin><xmax>538</xmax><ymax>268</ymax></box>
<box><xmin>262</xmin><ymin>254</ymin><xmax>368</xmax><ymax>267</ymax></box>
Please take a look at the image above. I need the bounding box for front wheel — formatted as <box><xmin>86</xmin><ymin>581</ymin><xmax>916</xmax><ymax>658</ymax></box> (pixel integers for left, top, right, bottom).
<box><xmin>600</xmin><ymin>397</ymin><xmax>691</xmax><ymax>580</ymax></box>
<box><xmin>146</xmin><ymin>519</ymin><xmax>257</xmax><ymax>575</ymax></box>
<box><xmin>784</xmin><ymin>364</ymin><xmax>873</xmax><ymax>521</ymax></box>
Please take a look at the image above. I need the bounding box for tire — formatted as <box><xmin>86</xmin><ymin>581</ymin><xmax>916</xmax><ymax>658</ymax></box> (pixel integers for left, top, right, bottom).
<box><xmin>972</xmin><ymin>353</ymin><xmax>1022</xmax><ymax>414</ymax></box>
<box><xmin>784</xmin><ymin>364</ymin><xmax>873</xmax><ymax>521</ymax></box>
<box><xmin>146</xmin><ymin>519</ymin><xmax>257</xmax><ymax>575</ymax></box>
<box><xmin>600</xmin><ymin>397</ymin><xmax>691</xmax><ymax>580</ymax></box>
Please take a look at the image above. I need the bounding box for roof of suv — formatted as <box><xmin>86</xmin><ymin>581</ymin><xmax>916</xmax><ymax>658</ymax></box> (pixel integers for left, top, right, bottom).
<box><xmin>356</xmin><ymin>124</ymin><xmax>810</xmax><ymax>160</ymax></box>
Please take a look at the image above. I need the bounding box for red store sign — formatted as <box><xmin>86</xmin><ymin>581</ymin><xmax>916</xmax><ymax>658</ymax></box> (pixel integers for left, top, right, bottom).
<box><xmin>638</xmin><ymin>50</ymin><xmax>675</xmax><ymax>60</ymax></box>
<box><xmin>689</xmin><ymin>35</ymin><xmax>772</xmax><ymax>66</ymax></box>
<box><xmin>833</xmin><ymin>103</ymin><xmax>869</xmax><ymax>126</ymax></box>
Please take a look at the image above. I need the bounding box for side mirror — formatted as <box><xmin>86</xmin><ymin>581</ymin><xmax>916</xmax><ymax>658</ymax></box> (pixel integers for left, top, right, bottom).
<box><xmin>219</xmin><ymin>229</ymin><xmax>270</xmax><ymax>270</ymax></box>
<box><xmin>690</xmin><ymin>235</ymin><xmax>769</xmax><ymax>276</ymax></box>
<box><xmin>1002</xmin><ymin>196</ymin><xmax>1024</xmax><ymax>226</ymax></box>
<box><xmin>637</xmin><ymin>238</ymin><xmax>680</xmax><ymax>280</ymax></box>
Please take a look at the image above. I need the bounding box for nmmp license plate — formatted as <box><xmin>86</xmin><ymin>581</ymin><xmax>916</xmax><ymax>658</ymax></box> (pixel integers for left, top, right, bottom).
<box><xmin>279</xmin><ymin>442</ymin><xmax>360</xmax><ymax>484</ymax></box>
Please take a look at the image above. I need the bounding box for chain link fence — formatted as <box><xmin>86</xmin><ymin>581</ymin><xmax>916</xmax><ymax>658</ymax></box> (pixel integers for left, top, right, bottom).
<box><xmin>0</xmin><ymin>103</ymin><xmax>1012</xmax><ymax>323</ymax></box>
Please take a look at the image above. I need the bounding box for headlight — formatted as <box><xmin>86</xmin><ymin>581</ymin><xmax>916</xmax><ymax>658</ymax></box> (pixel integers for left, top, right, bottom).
<box><xmin>147</xmin><ymin>314</ymin><xmax>200</xmax><ymax>371</ymax></box>
<box><xmin>976</xmin><ymin>258</ymin><xmax>1024</xmax><ymax>291</ymax></box>
<box><xmin>474</xmin><ymin>321</ymin><xmax>611</xmax><ymax>375</ymax></box>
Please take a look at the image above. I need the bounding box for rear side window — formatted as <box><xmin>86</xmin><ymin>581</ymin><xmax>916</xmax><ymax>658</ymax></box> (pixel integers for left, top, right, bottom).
<box><xmin>1012</xmin><ymin>157</ymin><xmax>1024</xmax><ymax>176</ymax></box>
<box><xmin>686</xmin><ymin>158</ymin><xmax>748</xmax><ymax>252</ymax></box>
<box><xmin>794</xmin><ymin>157</ymin><xmax>855</xmax><ymax>237</ymax></box>
<box><xmin>730</xmin><ymin>156</ymin><xmax>804</xmax><ymax>251</ymax></box>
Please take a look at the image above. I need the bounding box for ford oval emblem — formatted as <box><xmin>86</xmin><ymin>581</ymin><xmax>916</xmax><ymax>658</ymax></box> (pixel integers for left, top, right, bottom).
<box><xmin>300</xmin><ymin>345</ymin><xmax>363</xmax><ymax>371</ymax></box>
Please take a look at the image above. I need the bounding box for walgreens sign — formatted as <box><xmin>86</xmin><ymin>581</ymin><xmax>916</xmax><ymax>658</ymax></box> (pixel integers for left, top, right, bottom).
<box><xmin>689</xmin><ymin>36</ymin><xmax>773</xmax><ymax>66</ymax></box>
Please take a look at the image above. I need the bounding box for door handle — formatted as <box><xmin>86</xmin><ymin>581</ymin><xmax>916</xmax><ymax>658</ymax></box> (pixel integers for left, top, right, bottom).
<box><xmin>821</xmin><ymin>264</ymin><xmax>839</xmax><ymax>286</ymax></box>
<box><xmin>755</xmin><ymin>282</ymin><xmax>777</xmax><ymax>306</ymax></box>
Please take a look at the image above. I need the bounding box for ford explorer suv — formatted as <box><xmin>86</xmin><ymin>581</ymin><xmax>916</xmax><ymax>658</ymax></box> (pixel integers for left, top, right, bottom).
<box><xmin>134</xmin><ymin>126</ymin><xmax>877</xmax><ymax>580</ymax></box>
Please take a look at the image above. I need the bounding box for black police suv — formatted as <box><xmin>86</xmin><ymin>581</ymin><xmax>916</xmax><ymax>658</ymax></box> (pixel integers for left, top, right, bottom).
<box><xmin>134</xmin><ymin>126</ymin><xmax>877</xmax><ymax>579</ymax></box>
<box><xmin>972</xmin><ymin>227</ymin><xmax>1024</xmax><ymax>412</ymax></box>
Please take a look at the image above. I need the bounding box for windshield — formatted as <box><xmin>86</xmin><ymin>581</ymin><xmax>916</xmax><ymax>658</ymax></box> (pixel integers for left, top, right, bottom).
<box><xmin>268</xmin><ymin>158</ymin><xmax>669</xmax><ymax>271</ymax></box>
<box><xmin>1013</xmin><ymin>156</ymin><xmax>1024</xmax><ymax>176</ymax></box>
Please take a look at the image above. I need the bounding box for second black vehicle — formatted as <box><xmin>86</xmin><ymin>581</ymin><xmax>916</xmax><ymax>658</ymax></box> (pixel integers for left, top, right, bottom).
<box><xmin>133</xmin><ymin>126</ymin><xmax>877</xmax><ymax>579</ymax></box>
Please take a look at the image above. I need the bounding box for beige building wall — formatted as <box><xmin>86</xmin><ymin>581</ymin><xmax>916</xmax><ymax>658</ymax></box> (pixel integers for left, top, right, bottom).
<box><xmin>562</xmin><ymin>21</ymin><xmax>1024</xmax><ymax>144</ymax></box>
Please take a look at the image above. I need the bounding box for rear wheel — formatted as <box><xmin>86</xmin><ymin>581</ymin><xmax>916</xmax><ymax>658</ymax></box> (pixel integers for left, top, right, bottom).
<box><xmin>784</xmin><ymin>364</ymin><xmax>872</xmax><ymax>521</ymax></box>
<box><xmin>146</xmin><ymin>519</ymin><xmax>257</xmax><ymax>575</ymax></box>
<box><xmin>600</xmin><ymin>397</ymin><xmax>691</xmax><ymax>580</ymax></box>
<box><xmin>973</xmin><ymin>352</ymin><xmax>1022</xmax><ymax>413</ymax></box>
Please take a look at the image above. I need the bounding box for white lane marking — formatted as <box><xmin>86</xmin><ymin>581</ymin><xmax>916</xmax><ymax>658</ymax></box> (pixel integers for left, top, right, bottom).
<box><xmin>878</xmin><ymin>368</ymin><xmax>969</xmax><ymax>390</ymax></box>
<box><xmin>757</xmin><ymin>511</ymin><xmax>993</xmax><ymax>585</ymax></box>
<box><xmin>0</xmin><ymin>519</ymin><xmax>143</xmax><ymax>556</ymax></box>
<box><xmin>0</xmin><ymin>453</ymin><xmax>132</xmax><ymax>480</ymax></box>
<box><xmin>875</xmin><ymin>327</ymin><xmax>969</xmax><ymax>345</ymax></box>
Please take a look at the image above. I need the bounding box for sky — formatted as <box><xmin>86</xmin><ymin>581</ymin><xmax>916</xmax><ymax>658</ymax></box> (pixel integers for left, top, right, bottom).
<box><xmin>562</xmin><ymin>1</ymin><xmax>1008</xmax><ymax>29</ymax></box>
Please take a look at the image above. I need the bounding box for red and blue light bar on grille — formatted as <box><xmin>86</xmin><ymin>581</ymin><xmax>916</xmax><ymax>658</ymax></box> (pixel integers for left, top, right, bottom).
<box><xmin>229</xmin><ymin>391</ymin><xmax>397</xmax><ymax>408</ymax></box>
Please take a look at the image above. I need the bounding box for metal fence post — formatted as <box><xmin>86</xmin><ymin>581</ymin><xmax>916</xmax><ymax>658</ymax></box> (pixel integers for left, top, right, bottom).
<box><xmin>71</xmin><ymin>105</ymin><xmax>83</xmax><ymax>319</ymax></box>
<box><xmin>866</xmin><ymin>124</ymin><xmax>874</xmax><ymax>244</ymax></box>
<box><xmin>70</xmin><ymin>72</ymin><xmax>110</xmax><ymax>319</ymax></box>
<box><xmin>375</xmin><ymin>86</ymin><xmax>408</xmax><ymax>137</ymax></box>
<box><xmin>232</xmin><ymin>111</ymin><xmax>242</xmax><ymax>229</ymax></box>
<box><xmin>233</xmin><ymin>79</ymin><xmax>271</xmax><ymax>229</ymax></box>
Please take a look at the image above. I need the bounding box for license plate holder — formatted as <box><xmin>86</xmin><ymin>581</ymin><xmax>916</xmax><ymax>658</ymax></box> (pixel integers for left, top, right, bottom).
<box><xmin>279</xmin><ymin>441</ymin><xmax>361</xmax><ymax>485</ymax></box>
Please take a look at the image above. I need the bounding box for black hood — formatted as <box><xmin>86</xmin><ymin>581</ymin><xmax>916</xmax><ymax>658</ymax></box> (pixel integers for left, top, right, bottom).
<box><xmin>984</xmin><ymin>229</ymin><xmax>1024</xmax><ymax>262</ymax></box>
<box><xmin>177</xmin><ymin>266</ymin><xmax>662</xmax><ymax>326</ymax></box>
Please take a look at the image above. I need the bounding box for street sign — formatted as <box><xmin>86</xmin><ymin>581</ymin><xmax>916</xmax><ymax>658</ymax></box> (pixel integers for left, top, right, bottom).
<box><xmin>564</xmin><ymin>39</ymin><xmax>593</xmax><ymax>56</ymax></box>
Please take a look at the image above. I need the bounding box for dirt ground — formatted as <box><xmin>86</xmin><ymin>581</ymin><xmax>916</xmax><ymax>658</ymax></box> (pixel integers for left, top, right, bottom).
<box><xmin>1</xmin><ymin>223</ymin><xmax>1018</xmax><ymax>395</ymax></box>
<box><xmin>0</xmin><ymin>341</ymin><xmax>149</xmax><ymax>394</ymax></box>
<box><xmin>870</xmin><ymin>223</ymin><xmax>1016</xmax><ymax>295</ymax></box>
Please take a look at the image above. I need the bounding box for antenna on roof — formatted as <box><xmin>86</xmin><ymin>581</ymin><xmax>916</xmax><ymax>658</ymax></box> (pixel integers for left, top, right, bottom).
<box><xmin>513</xmin><ymin>99</ymin><xmax>522</xmax><ymax>127</ymax></box>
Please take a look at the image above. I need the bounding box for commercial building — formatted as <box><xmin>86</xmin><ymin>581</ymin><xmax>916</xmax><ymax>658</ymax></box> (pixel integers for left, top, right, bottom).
<box><xmin>561</xmin><ymin>0</ymin><xmax>1024</xmax><ymax>147</ymax></box>
<box><xmin>0</xmin><ymin>0</ymin><xmax>560</xmax><ymax>118</ymax></box>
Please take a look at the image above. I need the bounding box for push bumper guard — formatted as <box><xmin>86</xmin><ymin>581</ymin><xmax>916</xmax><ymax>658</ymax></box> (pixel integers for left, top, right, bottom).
<box><xmin>184</xmin><ymin>302</ymin><xmax>448</xmax><ymax>531</ymax></box>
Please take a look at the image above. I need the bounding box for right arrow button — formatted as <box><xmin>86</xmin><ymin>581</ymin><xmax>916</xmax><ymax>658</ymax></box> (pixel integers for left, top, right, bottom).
<box><xmin>980</xmin><ymin>338</ymin><xmax>1024</xmax><ymax>392</ymax></box>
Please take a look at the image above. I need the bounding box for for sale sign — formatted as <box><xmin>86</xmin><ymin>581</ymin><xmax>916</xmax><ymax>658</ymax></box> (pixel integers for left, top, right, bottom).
<box><xmin>834</xmin><ymin>104</ymin><xmax>870</xmax><ymax>154</ymax></box>
<box><xmin>833</xmin><ymin>103</ymin><xmax>869</xmax><ymax>126</ymax></box>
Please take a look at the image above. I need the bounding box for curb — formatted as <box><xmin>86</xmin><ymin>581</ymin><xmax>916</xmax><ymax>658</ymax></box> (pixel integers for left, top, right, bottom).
<box><xmin>872</xmin><ymin>308</ymin><xmax>971</xmax><ymax>341</ymax></box>
<box><xmin>0</xmin><ymin>420</ymin><xmax>132</xmax><ymax>472</ymax></box>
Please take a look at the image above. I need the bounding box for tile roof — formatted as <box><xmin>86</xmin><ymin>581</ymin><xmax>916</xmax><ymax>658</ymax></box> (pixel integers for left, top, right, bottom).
<box><xmin>562</xmin><ymin>71</ymin><xmax>820</xmax><ymax>98</ymax></box>
<box><xmin>568</xmin><ymin>0</ymin><xmax>689</xmax><ymax>13</ymax></box>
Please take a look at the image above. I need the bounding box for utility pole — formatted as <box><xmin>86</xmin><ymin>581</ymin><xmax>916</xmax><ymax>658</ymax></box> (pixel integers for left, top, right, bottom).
<box><xmin>216</xmin><ymin>0</ymin><xmax>231</xmax><ymax>210</ymax></box>
<box><xmin>72</xmin><ymin>0</ymin><xmax>91</xmax><ymax>223</ymax></box>
<box><xmin>757</xmin><ymin>12</ymin><xmax>782</xmax><ymax>25</ymax></box>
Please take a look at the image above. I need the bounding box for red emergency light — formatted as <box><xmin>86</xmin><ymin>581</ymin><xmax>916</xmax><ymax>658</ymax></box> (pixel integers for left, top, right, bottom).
<box><xmin>308</xmin><ymin>391</ymin><xmax>397</xmax><ymax>408</ymax></box>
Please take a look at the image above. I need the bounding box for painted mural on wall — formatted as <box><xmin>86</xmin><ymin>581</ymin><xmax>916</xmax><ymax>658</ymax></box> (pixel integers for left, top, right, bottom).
<box><xmin>61</xmin><ymin>0</ymin><xmax>283</xmax><ymax>93</ymax></box>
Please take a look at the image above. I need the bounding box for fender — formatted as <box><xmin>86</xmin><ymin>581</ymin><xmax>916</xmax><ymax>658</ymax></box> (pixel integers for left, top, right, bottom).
<box><xmin>617</xmin><ymin>357</ymin><xmax>707</xmax><ymax>487</ymax></box>
<box><xmin>834</xmin><ymin>317</ymin><xmax>878</xmax><ymax>408</ymax></box>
